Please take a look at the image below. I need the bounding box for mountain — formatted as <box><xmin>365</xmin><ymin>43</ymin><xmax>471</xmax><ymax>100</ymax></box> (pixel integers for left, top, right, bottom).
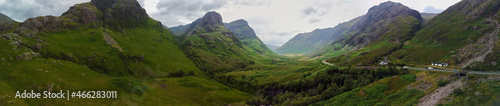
<box><xmin>0</xmin><ymin>0</ymin><xmax>249</xmax><ymax>105</ymax></box>
<box><xmin>388</xmin><ymin>0</ymin><xmax>500</xmax><ymax>69</ymax></box>
<box><xmin>420</xmin><ymin>13</ymin><xmax>439</xmax><ymax>23</ymax></box>
<box><xmin>225</xmin><ymin>19</ymin><xmax>276</xmax><ymax>55</ymax></box>
<box><xmin>179</xmin><ymin>12</ymin><xmax>254</xmax><ymax>73</ymax></box>
<box><xmin>276</xmin><ymin>16</ymin><xmax>361</xmax><ymax>55</ymax></box>
<box><xmin>0</xmin><ymin>13</ymin><xmax>15</xmax><ymax>25</ymax></box>
<box><xmin>169</xmin><ymin>24</ymin><xmax>190</xmax><ymax>36</ymax></box>
<box><xmin>265</xmin><ymin>44</ymin><xmax>279</xmax><ymax>52</ymax></box>
<box><xmin>320</xmin><ymin>1</ymin><xmax>422</xmax><ymax>65</ymax></box>
<box><xmin>0</xmin><ymin>13</ymin><xmax>16</xmax><ymax>34</ymax></box>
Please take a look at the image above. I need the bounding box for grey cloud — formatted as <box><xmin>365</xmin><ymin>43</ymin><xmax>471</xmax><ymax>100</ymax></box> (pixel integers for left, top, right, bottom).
<box><xmin>302</xmin><ymin>6</ymin><xmax>327</xmax><ymax>18</ymax></box>
<box><xmin>423</xmin><ymin>6</ymin><xmax>444</xmax><ymax>13</ymax></box>
<box><xmin>303</xmin><ymin>6</ymin><xmax>317</xmax><ymax>15</ymax></box>
<box><xmin>0</xmin><ymin>0</ymin><xmax>88</xmax><ymax>22</ymax></box>
<box><xmin>309</xmin><ymin>18</ymin><xmax>321</xmax><ymax>24</ymax></box>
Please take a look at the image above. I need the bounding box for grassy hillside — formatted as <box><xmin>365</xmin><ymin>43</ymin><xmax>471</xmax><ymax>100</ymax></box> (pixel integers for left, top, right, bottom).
<box><xmin>421</xmin><ymin>13</ymin><xmax>439</xmax><ymax>24</ymax></box>
<box><xmin>388</xmin><ymin>0</ymin><xmax>500</xmax><ymax>69</ymax></box>
<box><xmin>324</xmin><ymin>1</ymin><xmax>422</xmax><ymax>66</ymax></box>
<box><xmin>314</xmin><ymin>70</ymin><xmax>454</xmax><ymax>106</ymax></box>
<box><xmin>276</xmin><ymin>16</ymin><xmax>361</xmax><ymax>55</ymax></box>
<box><xmin>0</xmin><ymin>0</ymin><xmax>250</xmax><ymax>105</ymax></box>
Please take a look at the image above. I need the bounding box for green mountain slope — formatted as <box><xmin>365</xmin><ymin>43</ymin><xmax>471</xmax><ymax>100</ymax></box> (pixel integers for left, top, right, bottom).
<box><xmin>323</xmin><ymin>1</ymin><xmax>423</xmax><ymax>66</ymax></box>
<box><xmin>225</xmin><ymin>19</ymin><xmax>276</xmax><ymax>56</ymax></box>
<box><xmin>180</xmin><ymin>12</ymin><xmax>255</xmax><ymax>73</ymax></box>
<box><xmin>389</xmin><ymin>0</ymin><xmax>500</xmax><ymax>69</ymax></box>
<box><xmin>421</xmin><ymin>13</ymin><xmax>439</xmax><ymax>24</ymax></box>
<box><xmin>0</xmin><ymin>13</ymin><xmax>15</xmax><ymax>25</ymax></box>
<box><xmin>0</xmin><ymin>0</ymin><xmax>250</xmax><ymax>105</ymax></box>
<box><xmin>169</xmin><ymin>24</ymin><xmax>190</xmax><ymax>36</ymax></box>
<box><xmin>276</xmin><ymin>17</ymin><xmax>361</xmax><ymax>55</ymax></box>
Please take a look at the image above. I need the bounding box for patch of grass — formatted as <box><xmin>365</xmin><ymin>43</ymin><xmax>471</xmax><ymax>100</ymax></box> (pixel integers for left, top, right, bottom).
<box><xmin>401</xmin><ymin>74</ymin><xmax>417</xmax><ymax>82</ymax></box>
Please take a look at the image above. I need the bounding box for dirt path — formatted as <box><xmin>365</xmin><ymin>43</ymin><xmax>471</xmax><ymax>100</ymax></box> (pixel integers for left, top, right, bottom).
<box><xmin>417</xmin><ymin>78</ymin><xmax>464</xmax><ymax>106</ymax></box>
<box><xmin>103</xmin><ymin>31</ymin><xmax>123</xmax><ymax>52</ymax></box>
<box><xmin>322</xmin><ymin>60</ymin><xmax>335</xmax><ymax>66</ymax></box>
<box><xmin>459</xmin><ymin>18</ymin><xmax>499</xmax><ymax>68</ymax></box>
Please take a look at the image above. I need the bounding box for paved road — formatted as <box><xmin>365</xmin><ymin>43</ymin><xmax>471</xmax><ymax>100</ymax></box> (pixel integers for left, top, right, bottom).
<box><xmin>321</xmin><ymin>60</ymin><xmax>500</xmax><ymax>75</ymax></box>
<box><xmin>322</xmin><ymin>60</ymin><xmax>335</xmax><ymax>66</ymax></box>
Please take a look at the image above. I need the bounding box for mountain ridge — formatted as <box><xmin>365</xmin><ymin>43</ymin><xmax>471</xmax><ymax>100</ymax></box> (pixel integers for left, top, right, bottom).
<box><xmin>225</xmin><ymin>19</ymin><xmax>276</xmax><ymax>56</ymax></box>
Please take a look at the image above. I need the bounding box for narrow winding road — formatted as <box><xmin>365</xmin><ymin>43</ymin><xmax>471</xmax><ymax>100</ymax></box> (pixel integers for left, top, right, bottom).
<box><xmin>321</xmin><ymin>60</ymin><xmax>500</xmax><ymax>75</ymax></box>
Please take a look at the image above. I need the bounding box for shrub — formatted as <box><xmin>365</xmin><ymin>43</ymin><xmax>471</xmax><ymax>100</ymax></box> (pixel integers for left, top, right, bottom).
<box><xmin>401</xmin><ymin>74</ymin><xmax>416</xmax><ymax>82</ymax></box>
<box><xmin>467</xmin><ymin>75</ymin><xmax>475</xmax><ymax>79</ymax></box>
<box><xmin>453</xmin><ymin>88</ymin><xmax>463</xmax><ymax>96</ymax></box>
<box><xmin>437</xmin><ymin>79</ymin><xmax>450</xmax><ymax>87</ymax></box>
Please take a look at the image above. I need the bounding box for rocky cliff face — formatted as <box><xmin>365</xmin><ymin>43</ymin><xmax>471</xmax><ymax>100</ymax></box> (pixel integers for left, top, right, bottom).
<box><xmin>351</xmin><ymin>1</ymin><xmax>422</xmax><ymax>31</ymax></box>
<box><xmin>225</xmin><ymin>19</ymin><xmax>275</xmax><ymax>55</ymax></box>
<box><xmin>199</xmin><ymin>12</ymin><xmax>224</xmax><ymax>32</ymax></box>
<box><xmin>341</xmin><ymin>1</ymin><xmax>422</xmax><ymax>47</ymax></box>
<box><xmin>323</xmin><ymin>1</ymin><xmax>423</xmax><ymax>65</ymax></box>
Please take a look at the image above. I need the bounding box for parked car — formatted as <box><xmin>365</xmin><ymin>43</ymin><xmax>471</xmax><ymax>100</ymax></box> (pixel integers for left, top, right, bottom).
<box><xmin>428</xmin><ymin>67</ymin><xmax>433</xmax><ymax>70</ymax></box>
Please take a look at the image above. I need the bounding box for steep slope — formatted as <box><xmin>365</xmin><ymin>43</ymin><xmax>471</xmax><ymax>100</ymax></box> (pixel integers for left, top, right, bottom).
<box><xmin>389</xmin><ymin>0</ymin><xmax>500</xmax><ymax>70</ymax></box>
<box><xmin>421</xmin><ymin>13</ymin><xmax>439</xmax><ymax>23</ymax></box>
<box><xmin>225</xmin><ymin>19</ymin><xmax>276</xmax><ymax>56</ymax></box>
<box><xmin>0</xmin><ymin>0</ymin><xmax>250</xmax><ymax>105</ymax></box>
<box><xmin>180</xmin><ymin>12</ymin><xmax>254</xmax><ymax>73</ymax></box>
<box><xmin>169</xmin><ymin>24</ymin><xmax>190</xmax><ymax>36</ymax></box>
<box><xmin>276</xmin><ymin>16</ymin><xmax>361</xmax><ymax>55</ymax></box>
<box><xmin>0</xmin><ymin>13</ymin><xmax>15</xmax><ymax>25</ymax></box>
<box><xmin>325</xmin><ymin>1</ymin><xmax>423</xmax><ymax>65</ymax></box>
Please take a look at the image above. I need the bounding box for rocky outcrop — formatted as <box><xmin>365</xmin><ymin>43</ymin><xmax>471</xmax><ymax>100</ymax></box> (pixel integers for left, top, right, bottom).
<box><xmin>62</xmin><ymin>3</ymin><xmax>99</xmax><ymax>25</ymax></box>
<box><xmin>343</xmin><ymin>1</ymin><xmax>422</xmax><ymax>47</ymax></box>
<box><xmin>225</xmin><ymin>19</ymin><xmax>274</xmax><ymax>54</ymax></box>
<box><xmin>351</xmin><ymin>1</ymin><xmax>422</xmax><ymax>31</ymax></box>
<box><xmin>199</xmin><ymin>12</ymin><xmax>224</xmax><ymax>32</ymax></box>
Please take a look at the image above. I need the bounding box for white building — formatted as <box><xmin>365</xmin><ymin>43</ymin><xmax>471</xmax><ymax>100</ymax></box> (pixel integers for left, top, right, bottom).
<box><xmin>379</xmin><ymin>61</ymin><xmax>388</xmax><ymax>65</ymax></box>
<box><xmin>432</xmin><ymin>62</ymin><xmax>448</xmax><ymax>67</ymax></box>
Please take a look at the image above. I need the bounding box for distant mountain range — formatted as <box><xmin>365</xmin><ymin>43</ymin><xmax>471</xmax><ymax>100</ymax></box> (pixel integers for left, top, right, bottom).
<box><xmin>1</xmin><ymin>0</ymin><xmax>500</xmax><ymax>105</ymax></box>
<box><xmin>265</xmin><ymin>44</ymin><xmax>279</xmax><ymax>52</ymax></box>
<box><xmin>279</xmin><ymin>0</ymin><xmax>500</xmax><ymax>70</ymax></box>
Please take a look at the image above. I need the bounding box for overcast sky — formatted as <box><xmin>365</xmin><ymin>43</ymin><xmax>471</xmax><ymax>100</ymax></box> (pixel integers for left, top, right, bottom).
<box><xmin>0</xmin><ymin>0</ymin><xmax>460</xmax><ymax>46</ymax></box>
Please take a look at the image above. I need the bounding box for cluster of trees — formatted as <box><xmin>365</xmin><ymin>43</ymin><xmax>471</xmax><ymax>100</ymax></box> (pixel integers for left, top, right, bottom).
<box><xmin>213</xmin><ymin>64</ymin><xmax>407</xmax><ymax>105</ymax></box>
<box><xmin>168</xmin><ymin>70</ymin><xmax>195</xmax><ymax>77</ymax></box>
<box><xmin>250</xmin><ymin>65</ymin><xmax>407</xmax><ymax>105</ymax></box>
